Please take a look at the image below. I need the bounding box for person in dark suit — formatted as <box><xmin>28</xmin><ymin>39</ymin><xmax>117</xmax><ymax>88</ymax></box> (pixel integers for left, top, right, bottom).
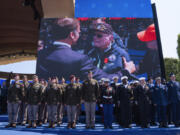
<box><xmin>36</xmin><ymin>18</ymin><xmax>137</xmax><ymax>81</ymax></box>
<box><xmin>167</xmin><ymin>73</ymin><xmax>180</xmax><ymax>127</ymax></box>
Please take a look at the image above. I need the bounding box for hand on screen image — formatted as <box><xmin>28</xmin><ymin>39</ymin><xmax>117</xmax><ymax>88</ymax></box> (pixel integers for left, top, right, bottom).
<box><xmin>122</xmin><ymin>57</ymin><xmax>136</xmax><ymax>74</ymax></box>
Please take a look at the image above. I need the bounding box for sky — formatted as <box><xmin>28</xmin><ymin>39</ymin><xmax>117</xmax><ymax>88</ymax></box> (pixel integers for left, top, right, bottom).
<box><xmin>152</xmin><ymin>0</ymin><xmax>180</xmax><ymax>58</ymax></box>
<box><xmin>0</xmin><ymin>0</ymin><xmax>179</xmax><ymax>74</ymax></box>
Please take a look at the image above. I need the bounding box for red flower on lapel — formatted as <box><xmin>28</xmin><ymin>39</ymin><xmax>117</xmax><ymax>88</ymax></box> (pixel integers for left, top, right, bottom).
<box><xmin>104</xmin><ymin>58</ymin><xmax>108</xmax><ymax>64</ymax></box>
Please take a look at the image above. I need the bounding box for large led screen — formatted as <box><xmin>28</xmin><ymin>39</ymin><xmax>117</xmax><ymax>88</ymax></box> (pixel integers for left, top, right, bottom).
<box><xmin>36</xmin><ymin>17</ymin><xmax>161</xmax><ymax>80</ymax></box>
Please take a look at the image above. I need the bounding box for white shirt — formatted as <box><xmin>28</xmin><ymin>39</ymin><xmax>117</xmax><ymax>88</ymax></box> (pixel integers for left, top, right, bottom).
<box><xmin>53</xmin><ymin>41</ymin><xmax>71</xmax><ymax>48</ymax></box>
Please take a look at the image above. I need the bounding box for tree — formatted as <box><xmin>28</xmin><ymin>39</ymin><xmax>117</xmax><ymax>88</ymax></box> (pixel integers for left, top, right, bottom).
<box><xmin>177</xmin><ymin>34</ymin><xmax>180</xmax><ymax>59</ymax></box>
<box><xmin>164</xmin><ymin>58</ymin><xmax>180</xmax><ymax>81</ymax></box>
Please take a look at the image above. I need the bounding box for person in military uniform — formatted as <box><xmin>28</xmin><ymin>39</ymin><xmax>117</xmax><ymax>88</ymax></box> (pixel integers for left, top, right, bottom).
<box><xmin>153</xmin><ymin>77</ymin><xmax>168</xmax><ymax>128</ymax></box>
<box><xmin>82</xmin><ymin>71</ymin><xmax>100</xmax><ymax>129</ymax></box>
<box><xmin>162</xmin><ymin>78</ymin><xmax>172</xmax><ymax>125</ymax></box>
<box><xmin>117</xmin><ymin>76</ymin><xmax>132</xmax><ymax>128</ymax></box>
<box><xmin>129</xmin><ymin>81</ymin><xmax>136</xmax><ymax>124</ymax></box>
<box><xmin>98</xmin><ymin>78</ymin><xmax>106</xmax><ymax>96</ymax></box>
<box><xmin>17</xmin><ymin>75</ymin><xmax>30</xmax><ymax>126</ymax></box>
<box><xmin>100</xmin><ymin>78</ymin><xmax>115</xmax><ymax>129</ymax></box>
<box><xmin>43</xmin><ymin>80</ymin><xmax>49</xmax><ymax>124</ymax></box>
<box><xmin>88</xmin><ymin>23</ymin><xmax>136</xmax><ymax>79</ymax></box>
<box><xmin>48</xmin><ymin>77</ymin><xmax>52</xmax><ymax>87</ymax></box>
<box><xmin>45</xmin><ymin>77</ymin><xmax>62</xmax><ymax>128</ymax></box>
<box><xmin>38</xmin><ymin>79</ymin><xmax>47</xmax><ymax>126</ymax></box>
<box><xmin>75</xmin><ymin>77</ymin><xmax>82</xmax><ymax>123</ymax></box>
<box><xmin>57</xmin><ymin>77</ymin><xmax>67</xmax><ymax>126</ymax></box>
<box><xmin>26</xmin><ymin>75</ymin><xmax>43</xmax><ymax>128</ymax></box>
<box><xmin>167</xmin><ymin>73</ymin><xmax>180</xmax><ymax>127</ymax></box>
<box><xmin>132</xmin><ymin>80</ymin><xmax>141</xmax><ymax>126</ymax></box>
<box><xmin>129</xmin><ymin>81</ymin><xmax>135</xmax><ymax>124</ymax></box>
<box><xmin>134</xmin><ymin>77</ymin><xmax>150</xmax><ymax>128</ymax></box>
<box><xmin>65</xmin><ymin>75</ymin><xmax>81</xmax><ymax>129</ymax></box>
<box><xmin>5</xmin><ymin>74</ymin><xmax>23</xmax><ymax>128</ymax></box>
<box><xmin>0</xmin><ymin>81</ymin><xmax>8</xmax><ymax>114</ymax></box>
<box><xmin>146</xmin><ymin>77</ymin><xmax>157</xmax><ymax>126</ymax></box>
<box><xmin>110</xmin><ymin>76</ymin><xmax>120</xmax><ymax>123</ymax></box>
<box><xmin>44</xmin><ymin>78</ymin><xmax>52</xmax><ymax>124</ymax></box>
<box><xmin>98</xmin><ymin>78</ymin><xmax>106</xmax><ymax>116</ymax></box>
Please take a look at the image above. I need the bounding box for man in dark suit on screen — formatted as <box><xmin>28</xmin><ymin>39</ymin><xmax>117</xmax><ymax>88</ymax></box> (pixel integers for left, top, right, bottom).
<box><xmin>36</xmin><ymin>18</ymin><xmax>136</xmax><ymax>80</ymax></box>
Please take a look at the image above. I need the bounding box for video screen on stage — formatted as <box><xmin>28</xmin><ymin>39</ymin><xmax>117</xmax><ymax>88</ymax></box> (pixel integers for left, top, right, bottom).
<box><xmin>36</xmin><ymin>18</ymin><xmax>161</xmax><ymax>80</ymax></box>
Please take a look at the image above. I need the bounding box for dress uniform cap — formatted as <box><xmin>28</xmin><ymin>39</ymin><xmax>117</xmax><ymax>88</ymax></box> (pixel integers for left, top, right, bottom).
<box><xmin>139</xmin><ymin>77</ymin><xmax>146</xmax><ymax>81</ymax></box>
<box><xmin>121</xmin><ymin>76</ymin><xmax>128</xmax><ymax>81</ymax></box>
<box><xmin>133</xmin><ymin>80</ymin><xmax>139</xmax><ymax>84</ymax></box>
<box><xmin>112</xmin><ymin>76</ymin><xmax>119</xmax><ymax>80</ymax></box>
<box><xmin>104</xmin><ymin>78</ymin><xmax>110</xmax><ymax>82</ymax></box>
<box><xmin>155</xmin><ymin>77</ymin><xmax>161</xmax><ymax>80</ymax></box>
<box><xmin>98</xmin><ymin>80</ymin><xmax>102</xmax><ymax>83</ymax></box>
<box><xmin>169</xmin><ymin>73</ymin><xmax>175</xmax><ymax>77</ymax></box>
<box><xmin>101</xmin><ymin>78</ymin><xmax>106</xmax><ymax>81</ymax></box>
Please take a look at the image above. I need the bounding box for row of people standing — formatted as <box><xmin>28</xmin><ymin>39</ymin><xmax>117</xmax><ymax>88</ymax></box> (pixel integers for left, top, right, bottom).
<box><xmin>109</xmin><ymin>73</ymin><xmax>180</xmax><ymax>128</ymax></box>
<box><xmin>4</xmin><ymin>72</ymin><xmax>180</xmax><ymax>129</ymax></box>
<box><xmin>5</xmin><ymin>71</ymin><xmax>99</xmax><ymax>129</ymax></box>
